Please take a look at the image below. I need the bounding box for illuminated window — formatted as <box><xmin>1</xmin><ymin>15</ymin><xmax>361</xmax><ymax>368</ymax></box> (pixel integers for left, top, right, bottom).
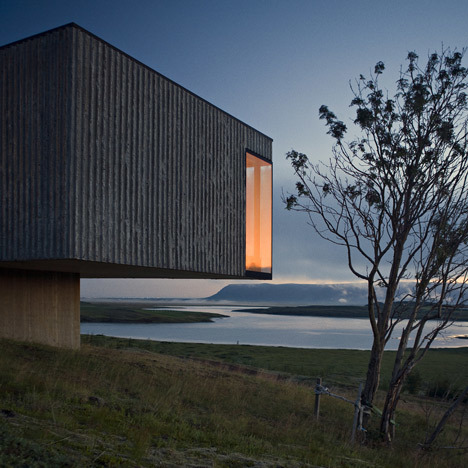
<box><xmin>246</xmin><ymin>151</ymin><xmax>272</xmax><ymax>277</ymax></box>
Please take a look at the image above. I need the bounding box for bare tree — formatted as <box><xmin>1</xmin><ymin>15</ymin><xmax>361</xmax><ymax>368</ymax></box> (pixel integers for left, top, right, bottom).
<box><xmin>285</xmin><ymin>48</ymin><xmax>468</xmax><ymax>441</ymax></box>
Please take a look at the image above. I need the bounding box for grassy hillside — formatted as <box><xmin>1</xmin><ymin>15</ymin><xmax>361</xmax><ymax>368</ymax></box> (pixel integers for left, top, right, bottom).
<box><xmin>80</xmin><ymin>301</ymin><xmax>227</xmax><ymax>323</ymax></box>
<box><xmin>83</xmin><ymin>335</ymin><xmax>468</xmax><ymax>393</ymax></box>
<box><xmin>1</xmin><ymin>337</ymin><xmax>467</xmax><ymax>467</ymax></box>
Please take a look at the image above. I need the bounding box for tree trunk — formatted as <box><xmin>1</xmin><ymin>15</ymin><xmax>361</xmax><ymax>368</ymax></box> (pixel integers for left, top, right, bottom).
<box><xmin>361</xmin><ymin>339</ymin><xmax>384</xmax><ymax>427</ymax></box>
<box><xmin>380</xmin><ymin>374</ymin><xmax>406</xmax><ymax>442</ymax></box>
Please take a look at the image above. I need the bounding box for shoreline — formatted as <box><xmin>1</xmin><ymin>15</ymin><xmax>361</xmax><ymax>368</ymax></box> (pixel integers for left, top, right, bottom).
<box><xmin>80</xmin><ymin>301</ymin><xmax>228</xmax><ymax>324</ymax></box>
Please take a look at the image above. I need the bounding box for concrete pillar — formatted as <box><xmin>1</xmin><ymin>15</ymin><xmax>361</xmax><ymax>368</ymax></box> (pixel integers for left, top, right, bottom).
<box><xmin>0</xmin><ymin>269</ymin><xmax>80</xmax><ymax>349</ymax></box>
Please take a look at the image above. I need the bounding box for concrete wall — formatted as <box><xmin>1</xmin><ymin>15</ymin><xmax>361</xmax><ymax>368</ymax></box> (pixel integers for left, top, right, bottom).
<box><xmin>0</xmin><ymin>269</ymin><xmax>80</xmax><ymax>349</ymax></box>
<box><xmin>0</xmin><ymin>23</ymin><xmax>273</xmax><ymax>279</ymax></box>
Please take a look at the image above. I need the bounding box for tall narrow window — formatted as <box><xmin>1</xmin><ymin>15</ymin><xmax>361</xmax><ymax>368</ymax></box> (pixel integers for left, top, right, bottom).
<box><xmin>246</xmin><ymin>151</ymin><xmax>272</xmax><ymax>278</ymax></box>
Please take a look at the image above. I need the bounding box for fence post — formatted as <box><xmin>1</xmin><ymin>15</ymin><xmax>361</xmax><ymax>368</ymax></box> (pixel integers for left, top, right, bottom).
<box><xmin>351</xmin><ymin>383</ymin><xmax>363</xmax><ymax>444</ymax></box>
<box><xmin>314</xmin><ymin>377</ymin><xmax>322</xmax><ymax>420</ymax></box>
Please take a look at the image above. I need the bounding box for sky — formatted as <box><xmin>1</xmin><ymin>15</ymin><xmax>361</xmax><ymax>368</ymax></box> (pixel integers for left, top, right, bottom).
<box><xmin>2</xmin><ymin>0</ymin><xmax>468</xmax><ymax>298</ymax></box>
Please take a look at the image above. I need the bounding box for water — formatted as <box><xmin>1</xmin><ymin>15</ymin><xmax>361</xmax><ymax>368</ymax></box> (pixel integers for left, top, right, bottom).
<box><xmin>80</xmin><ymin>305</ymin><xmax>468</xmax><ymax>350</ymax></box>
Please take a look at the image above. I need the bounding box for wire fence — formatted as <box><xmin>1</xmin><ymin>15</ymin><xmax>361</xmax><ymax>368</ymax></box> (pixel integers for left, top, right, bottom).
<box><xmin>314</xmin><ymin>377</ymin><xmax>367</xmax><ymax>444</ymax></box>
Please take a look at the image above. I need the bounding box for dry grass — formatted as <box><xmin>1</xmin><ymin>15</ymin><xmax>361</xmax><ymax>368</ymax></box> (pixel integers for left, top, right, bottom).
<box><xmin>0</xmin><ymin>338</ymin><xmax>467</xmax><ymax>467</ymax></box>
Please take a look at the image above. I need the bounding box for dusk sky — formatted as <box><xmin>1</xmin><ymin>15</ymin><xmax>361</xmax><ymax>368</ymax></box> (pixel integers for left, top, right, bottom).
<box><xmin>2</xmin><ymin>0</ymin><xmax>468</xmax><ymax>298</ymax></box>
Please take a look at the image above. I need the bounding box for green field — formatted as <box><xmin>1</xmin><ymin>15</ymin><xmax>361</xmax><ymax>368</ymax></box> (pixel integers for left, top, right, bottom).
<box><xmin>80</xmin><ymin>301</ymin><xmax>227</xmax><ymax>323</ymax></box>
<box><xmin>82</xmin><ymin>335</ymin><xmax>468</xmax><ymax>393</ymax></box>
<box><xmin>240</xmin><ymin>304</ymin><xmax>468</xmax><ymax>321</ymax></box>
<box><xmin>238</xmin><ymin>304</ymin><xmax>371</xmax><ymax>318</ymax></box>
<box><xmin>1</xmin><ymin>336</ymin><xmax>467</xmax><ymax>467</ymax></box>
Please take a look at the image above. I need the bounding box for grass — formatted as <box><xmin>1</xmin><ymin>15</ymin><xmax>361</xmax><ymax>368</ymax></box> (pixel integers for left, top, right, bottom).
<box><xmin>238</xmin><ymin>305</ymin><xmax>372</xmax><ymax>318</ymax></box>
<box><xmin>82</xmin><ymin>335</ymin><xmax>468</xmax><ymax>393</ymax></box>
<box><xmin>80</xmin><ymin>301</ymin><xmax>227</xmax><ymax>323</ymax></box>
<box><xmin>241</xmin><ymin>304</ymin><xmax>468</xmax><ymax>321</ymax></box>
<box><xmin>1</xmin><ymin>337</ymin><xmax>467</xmax><ymax>467</ymax></box>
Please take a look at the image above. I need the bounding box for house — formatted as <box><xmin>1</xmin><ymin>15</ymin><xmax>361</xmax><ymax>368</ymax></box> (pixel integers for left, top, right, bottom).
<box><xmin>0</xmin><ymin>23</ymin><xmax>272</xmax><ymax>348</ymax></box>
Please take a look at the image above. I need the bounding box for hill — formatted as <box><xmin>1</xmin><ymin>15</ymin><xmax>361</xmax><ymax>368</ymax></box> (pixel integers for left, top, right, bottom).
<box><xmin>1</xmin><ymin>337</ymin><xmax>467</xmax><ymax>467</ymax></box>
<box><xmin>206</xmin><ymin>283</ymin><xmax>375</xmax><ymax>305</ymax></box>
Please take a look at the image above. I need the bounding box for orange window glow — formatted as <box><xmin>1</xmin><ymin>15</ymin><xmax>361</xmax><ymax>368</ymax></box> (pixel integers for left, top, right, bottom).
<box><xmin>246</xmin><ymin>152</ymin><xmax>272</xmax><ymax>275</ymax></box>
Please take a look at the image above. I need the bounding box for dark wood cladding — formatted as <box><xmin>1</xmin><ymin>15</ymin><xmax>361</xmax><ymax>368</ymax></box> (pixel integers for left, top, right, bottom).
<box><xmin>1</xmin><ymin>27</ymin><xmax>78</xmax><ymax>267</ymax></box>
<box><xmin>0</xmin><ymin>24</ymin><xmax>272</xmax><ymax>278</ymax></box>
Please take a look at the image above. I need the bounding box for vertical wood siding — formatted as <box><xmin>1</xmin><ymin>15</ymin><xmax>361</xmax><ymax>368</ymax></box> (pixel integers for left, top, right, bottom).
<box><xmin>0</xmin><ymin>28</ymin><xmax>73</xmax><ymax>262</ymax></box>
<box><xmin>0</xmin><ymin>24</ymin><xmax>272</xmax><ymax>278</ymax></box>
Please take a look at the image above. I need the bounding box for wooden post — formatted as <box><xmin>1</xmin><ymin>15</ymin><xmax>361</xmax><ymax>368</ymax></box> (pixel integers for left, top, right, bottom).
<box><xmin>351</xmin><ymin>383</ymin><xmax>363</xmax><ymax>444</ymax></box>
<box><xmin>314</xmin><ymin>377</ymin><xmax>322</xmax><ymax>420</ymax></box>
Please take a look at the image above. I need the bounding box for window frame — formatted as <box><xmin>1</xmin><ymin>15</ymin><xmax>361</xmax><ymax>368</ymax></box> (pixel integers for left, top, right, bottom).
<box><xmin>245</xmin><ymin>149</ymin><xmax>272</xmax><ymax>280</ymax></box>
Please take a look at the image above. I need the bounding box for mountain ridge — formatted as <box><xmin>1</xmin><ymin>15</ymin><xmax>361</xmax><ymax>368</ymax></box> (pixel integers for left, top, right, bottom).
<box><xmin>205</xmin><ymin>282</ymin><xmax>377</xmax><ymax>305</ymax></box>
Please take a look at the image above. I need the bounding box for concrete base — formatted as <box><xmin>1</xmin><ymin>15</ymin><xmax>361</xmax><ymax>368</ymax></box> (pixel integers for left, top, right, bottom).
<box><xmin>0</xmin><ymin>269</ymin><xmax>80</xmax><ymax>349</ymax></box>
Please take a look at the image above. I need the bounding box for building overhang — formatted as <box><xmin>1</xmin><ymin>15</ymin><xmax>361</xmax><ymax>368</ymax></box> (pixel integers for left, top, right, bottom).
<box><xmin>0</xmin><ymin>260</ymin><xmax>248</xmax><ymax>279</ymax></box>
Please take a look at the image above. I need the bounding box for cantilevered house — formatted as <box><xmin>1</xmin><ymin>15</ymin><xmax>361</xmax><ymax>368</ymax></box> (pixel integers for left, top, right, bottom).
<box><xmin>0</xmin><ymin>23</ymin><xmax>272</xmax><ymax>348</ymax></box>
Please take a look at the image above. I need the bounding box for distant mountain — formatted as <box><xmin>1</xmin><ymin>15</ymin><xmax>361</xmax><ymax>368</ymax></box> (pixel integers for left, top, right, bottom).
<box><xmin>205</xmin><ymin>283</ymin><xmax>378</xmax><ymax>305</ymax></box>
